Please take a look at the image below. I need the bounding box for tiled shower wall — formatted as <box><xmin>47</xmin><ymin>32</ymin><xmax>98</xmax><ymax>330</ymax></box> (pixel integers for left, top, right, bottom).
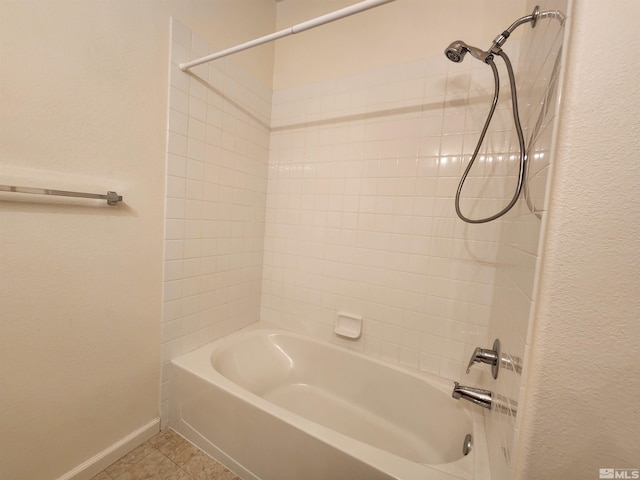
<box><xmin>482</xmin><ymin>1</ymin><xmax>569</xmax><ymax>479</ymax></box>
<box><xmin>261</xmin><ymin>53</ymin><xmax>526</xmax><ymax>379</ymax></box>
<box><xmin>163</xmin><ymin>17</ymin><xmax>566</xmax><ymax>480</ymax></box>
<box><xmin>161</xmin><ymin>19</ymin><xmax>271</xmax><ymax>426</ymax></box>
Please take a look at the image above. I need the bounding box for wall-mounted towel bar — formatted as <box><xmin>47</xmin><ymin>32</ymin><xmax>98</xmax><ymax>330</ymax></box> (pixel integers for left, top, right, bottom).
<box><xmin>0</xmin><ymin>184</ymin><xmax>123</xmax><ymax>206</ymax></box>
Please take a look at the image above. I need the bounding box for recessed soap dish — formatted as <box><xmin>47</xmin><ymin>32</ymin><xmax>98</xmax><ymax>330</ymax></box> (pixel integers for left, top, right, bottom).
<box><xmin>334</xmin><ymin>312</ymin><xmax>363</xmax><ymax>339</ymax></box>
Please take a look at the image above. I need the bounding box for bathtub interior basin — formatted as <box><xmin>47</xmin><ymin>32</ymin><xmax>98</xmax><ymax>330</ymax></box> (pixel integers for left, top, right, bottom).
<box><xmin>171</xmin><ymin>323</ymin><xmax>491</xmax><ymax>480</ymax></box>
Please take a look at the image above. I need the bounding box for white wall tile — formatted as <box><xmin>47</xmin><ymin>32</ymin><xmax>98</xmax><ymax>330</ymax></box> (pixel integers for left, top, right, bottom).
<box><xmin>163</xmin><ymin>13</ymin><xmax>564</xmax><ymax>470</ymax></box>
<box><xmin>482</xmin><ymin>2</ymin><xmax>567</xmax><ymax>479</ymax></box>
<box><xmin>264</xmin><ymin>55</ymin><xmax>504</xmax><ymax>377</ymax></box>
<box><xmin>161</xmin><ymin>19</ymin><xmax>270</xmax><ymax>425</ymax></box>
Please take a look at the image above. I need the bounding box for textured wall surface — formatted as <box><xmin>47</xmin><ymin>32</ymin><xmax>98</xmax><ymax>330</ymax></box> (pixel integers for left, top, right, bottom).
<box><xmin>0</xmin><ymin>3</ymin><xmax>166</xmax><ymax>478</ymax></box>
<box><xmin>515</xmin><ymin>1</ymin><xmax>640</xmax><ymax>478</ymax></box>
<box><xmin>273</xmin><ymin>0</ymin><xmax>525</xmax><ymax>89</ymax></box>
<box><xmin>0</xmin><ymin>1</ymin><xmax>274</xmax><ymax>479</ymax></box>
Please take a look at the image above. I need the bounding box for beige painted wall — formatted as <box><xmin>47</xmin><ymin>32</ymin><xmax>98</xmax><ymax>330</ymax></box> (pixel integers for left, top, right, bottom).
<box><xmin>0</xmin><ymin>1</ymin><xmax>274</xmax><ymax>479</ymax></box>
<box><xmin>273</xmin><ymin>0</ymin><xmax>526</xmax><ymax>89</ymax></box>
<box><xmin>515</xmin><ymin>1</ymin><xmax>640</xmax><ymax>477</ymax></box>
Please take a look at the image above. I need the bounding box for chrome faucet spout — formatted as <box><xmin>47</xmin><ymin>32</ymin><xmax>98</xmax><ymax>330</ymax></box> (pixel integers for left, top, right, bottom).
<box><xmin>452</xmin><ymin>382</ymin><xmax>492</xmax><ymax>410</ymax></box>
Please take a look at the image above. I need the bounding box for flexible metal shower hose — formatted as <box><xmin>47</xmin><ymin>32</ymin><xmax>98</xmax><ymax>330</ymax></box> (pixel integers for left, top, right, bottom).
<box><xmin>455</xmin><ymin>49</ymin><xmax>527</xmax><ymax>224</ymax></box>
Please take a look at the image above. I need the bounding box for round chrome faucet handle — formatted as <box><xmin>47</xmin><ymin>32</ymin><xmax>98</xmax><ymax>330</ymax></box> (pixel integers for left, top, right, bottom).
<box><xmin>465</xmin><ymin>339</ymin><xmax>501</xmax><ymax>379</ymax></box>
<box><xmin>465</xmin><ymin>347</ymin><xmax>484</xmax><ymax>374</ymax></box>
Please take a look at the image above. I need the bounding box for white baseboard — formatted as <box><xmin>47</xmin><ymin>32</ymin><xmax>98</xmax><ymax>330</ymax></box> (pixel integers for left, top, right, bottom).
<box><xmin>57</xmin><ymin>418</ymin><xmax>160</xmax><ymax>480</ymax></box>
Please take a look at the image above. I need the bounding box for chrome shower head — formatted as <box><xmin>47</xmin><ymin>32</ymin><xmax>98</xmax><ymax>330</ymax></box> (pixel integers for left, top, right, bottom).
<box><xmin>446</xmin><ymin>6</ymin><xmax>546</xmax><ymax>65</ymax></box>
<box><xmin>445</xmin><ymin>41</ymin><xmax>467</xmax><ymax>63</ymax></box>
<box><xmin>444</xmin><ymin>41</ymin><xmax>491</xmax><ymax>63</ymax></box>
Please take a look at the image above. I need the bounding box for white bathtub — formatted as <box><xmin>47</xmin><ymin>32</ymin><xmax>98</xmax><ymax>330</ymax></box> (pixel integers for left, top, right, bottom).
<box><xmin>170</xmin><ymin>324</ymin><xmax>491</xmax><ymax>480</ymax></box>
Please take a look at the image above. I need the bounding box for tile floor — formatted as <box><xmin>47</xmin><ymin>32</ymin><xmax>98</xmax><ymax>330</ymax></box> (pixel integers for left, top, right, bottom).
<box><xmin>90</xmin><ymin>429</ymin><xmax>241</xmax><ymax>480</ymax></box>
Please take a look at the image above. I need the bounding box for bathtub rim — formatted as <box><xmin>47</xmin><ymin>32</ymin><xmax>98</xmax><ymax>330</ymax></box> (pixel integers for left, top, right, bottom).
<box><xmin>170</xmin><ymin>321</ymin><xmax>491</xmax><ymax>480</ymax></box>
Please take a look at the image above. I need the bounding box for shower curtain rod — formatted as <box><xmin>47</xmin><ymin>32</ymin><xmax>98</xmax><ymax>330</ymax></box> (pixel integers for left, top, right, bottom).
<box><xmin>179</xmin><ymin>0</ymin><xmax>396</xmax><ymax>72</ymax></box>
